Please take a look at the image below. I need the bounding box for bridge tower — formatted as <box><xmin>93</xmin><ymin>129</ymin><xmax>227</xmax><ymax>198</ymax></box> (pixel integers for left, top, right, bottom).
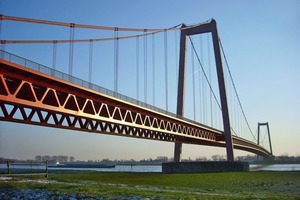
<box><xmin>257</xmin><ymin>122</ymin><xmax>273</xmax><ymax>160</ymax></box>
<box><xmin>174</xmin><ymin>19</ymin><xmax>234</xmax><ymax>162</ymax></box>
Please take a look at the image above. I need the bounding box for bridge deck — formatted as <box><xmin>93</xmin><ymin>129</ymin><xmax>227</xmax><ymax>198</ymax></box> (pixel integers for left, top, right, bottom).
<box><xmin>0</xmin><ymin>51</ymin><xmax>272</xmax><ymax>158</ymax></box>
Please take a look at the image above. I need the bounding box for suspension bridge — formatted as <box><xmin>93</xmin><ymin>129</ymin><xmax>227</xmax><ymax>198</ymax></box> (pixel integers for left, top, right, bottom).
<box><xmin>0</xmin><ymin>15</ymin><xmax>273</xmax><ymax>163</ymax></box>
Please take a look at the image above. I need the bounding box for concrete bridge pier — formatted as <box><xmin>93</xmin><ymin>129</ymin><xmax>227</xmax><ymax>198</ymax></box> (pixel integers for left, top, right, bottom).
<box><xmin>162</xmin><ymin>161</ymin><xmax>249</xmax><ymax>173</ymax></box>
<box><xmin>174</xmin><ymin>142</ymin><xmax>182</xmax><ymax>163</ymax></box>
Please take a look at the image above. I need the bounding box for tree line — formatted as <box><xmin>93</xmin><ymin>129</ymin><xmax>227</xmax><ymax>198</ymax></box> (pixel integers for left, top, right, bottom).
<box><xmin>33</xmin><ymin>154</ymin><xmax>300</xmax><ymax>163</ymax></box>
<box><xmin>35</xmin><ymin>155</ymin><xmax>75</xmax><ymax>162</ymax></box>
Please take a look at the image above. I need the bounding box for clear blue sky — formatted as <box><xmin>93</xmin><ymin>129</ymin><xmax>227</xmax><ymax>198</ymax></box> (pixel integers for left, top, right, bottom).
<box><xmin>0</xmin><ymin>0</ymin><xmax>299</xmax><ymax>161</ymax></box>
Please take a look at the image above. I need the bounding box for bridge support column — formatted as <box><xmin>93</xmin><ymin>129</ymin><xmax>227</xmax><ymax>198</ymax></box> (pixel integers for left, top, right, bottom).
<box><xmin>174</xmin><ymin>142</ymin><xmax>182</xmax><ymax>163</ymax></box>
<box><xmin>257</xmin><ymin>122</ymin><xmax>273</xmax><ymax>160</ymax></box>
<box><xmin>210</xmin><ymin>20</ymin><xmax>234</xmax><ymax>161</ymax></box>
<box><xmin>174</xmin><ymin>20</ymin><xmax>234</xmax><ymax>162</ymax></box>
<box><xmin>174</xmin><ymin>24</ymin><xmax>187</xmax><ymax>163</ymax></box>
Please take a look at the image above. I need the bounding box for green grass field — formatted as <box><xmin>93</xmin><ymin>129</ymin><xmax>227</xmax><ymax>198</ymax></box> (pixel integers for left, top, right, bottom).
<box><xmin>1</xmin><ymin>171</ymin><xmax>300</xmax><ymax>199</ymax></box>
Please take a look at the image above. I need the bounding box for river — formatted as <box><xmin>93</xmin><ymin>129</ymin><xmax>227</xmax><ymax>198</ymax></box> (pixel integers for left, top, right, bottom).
<box><xmin>250</xmin><ymin>164</ymin><xmax>300</xmax><ymax>172</ymax></box>
<box><xmin>1</xmin><ymin>163</ymin><xmax>300</xmax><ymax>173</ymax></box>
<box><xmin>50</xmin><ymin>164</ymin><xmax>300</xmax><ymax>172</ymax></box>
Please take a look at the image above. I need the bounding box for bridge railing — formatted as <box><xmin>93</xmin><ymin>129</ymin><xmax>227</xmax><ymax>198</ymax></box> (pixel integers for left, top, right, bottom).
<box><xmin>0</xmin><ymin>50</ymin><xmax>220</xmax><ymax>132</ymax></box>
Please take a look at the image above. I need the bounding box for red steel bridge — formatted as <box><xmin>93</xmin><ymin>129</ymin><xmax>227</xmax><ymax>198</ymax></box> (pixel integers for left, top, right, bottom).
<box><xmin>0</xmin><ymin>15</ymin><xmax>273</xmax><ymax>161</ymax></box>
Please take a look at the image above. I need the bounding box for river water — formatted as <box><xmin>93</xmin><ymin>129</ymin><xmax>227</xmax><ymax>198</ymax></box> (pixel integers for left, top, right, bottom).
<box><xmin>1</xmin><ymin>164</ymin><xmax>300</xmax><ymax>173</ymax></box>
<box><xmin>250</xmin><ymin>164</ymin><xmax>300</xmax><ymax>172</ymax></box>
<box><xmin>50</xmin><ymin>164</ymin><xmax>300</xmax><ymax>172</ymax></box>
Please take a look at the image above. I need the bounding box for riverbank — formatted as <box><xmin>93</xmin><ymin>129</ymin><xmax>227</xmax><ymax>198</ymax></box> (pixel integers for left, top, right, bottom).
<box><xmin>1</xmin><ymin>170</ymin><xmax>300</xmax><ymax>199</ymax></box>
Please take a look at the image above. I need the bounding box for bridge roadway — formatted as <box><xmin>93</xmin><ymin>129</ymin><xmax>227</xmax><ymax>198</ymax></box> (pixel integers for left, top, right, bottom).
<box><xmin>0</xmin><ymin>53</ymin><xmax>272</xmax><ymax>158</ymax></box>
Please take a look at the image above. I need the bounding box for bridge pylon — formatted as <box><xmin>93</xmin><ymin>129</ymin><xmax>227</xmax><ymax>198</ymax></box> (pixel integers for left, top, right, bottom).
<box><xmin>257</xmin><ymin>122</ymin><xmax>273</xmax><ymax>160</ymax></box>
<box><xmin>174</xmin><ymin>19</ymin><xmax>234</xmax><ymax>162</ymax></box>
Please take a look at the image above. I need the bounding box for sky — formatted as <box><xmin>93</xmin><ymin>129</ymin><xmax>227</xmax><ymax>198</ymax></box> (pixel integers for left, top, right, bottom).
<box><xmin>0</xmin><ymin>0</ymin><xmax>299</xmax><ymax>161</ymax></box>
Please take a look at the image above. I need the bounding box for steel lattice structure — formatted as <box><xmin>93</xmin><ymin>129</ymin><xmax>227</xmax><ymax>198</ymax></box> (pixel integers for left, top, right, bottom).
<box><xmin>0</xmin><ymin>57</ymin><xmax>272</xmax><ymax>158</ymax></box>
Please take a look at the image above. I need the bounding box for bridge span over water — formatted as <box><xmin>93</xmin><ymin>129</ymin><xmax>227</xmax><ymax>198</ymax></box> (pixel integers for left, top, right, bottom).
<box><xmin>0</xmin><ymin>16</ymin><xmax>273</xmax><ymax>161</ymax></box>
<box><xmin>0</xmin><ymin>52</ymin><xmax>272</xmax><ymax>159</ymax></box>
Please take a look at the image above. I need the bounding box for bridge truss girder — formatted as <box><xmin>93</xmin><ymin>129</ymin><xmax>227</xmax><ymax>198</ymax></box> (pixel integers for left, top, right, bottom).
<box><xmin>0</xmin><ymin>59</ymin><xmax>272</xmax><ymax>158</ymax></box>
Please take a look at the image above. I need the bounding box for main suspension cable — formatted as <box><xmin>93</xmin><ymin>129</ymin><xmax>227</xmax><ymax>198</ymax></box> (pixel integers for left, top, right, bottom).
<box><xmin>1</xmin><ymin>14</ymin><xmax>212</xmax><ymax>32</ymax></box>
<box><xmin>188</xmin><ymin>36</ymin><xmax>221</xmax><ymax>110</ymax></box>
<box><xmin>0</xmin><ymin>14</ymin><xmax>213</xmax><ymax>45</ymax></box>
<box><xmin>0</xmin><ymin>25</ymin><xmax>181</xmax><ymax>45</ymax></box>
<box><xmin>219</xmin><ymin>39</ymin><xmax>256</xmax><ymax>141</ymax></box>
<box><xmin>1</xmin><ymin>14</ymin><xmax>184</xmax><ymax>32</ymax></box>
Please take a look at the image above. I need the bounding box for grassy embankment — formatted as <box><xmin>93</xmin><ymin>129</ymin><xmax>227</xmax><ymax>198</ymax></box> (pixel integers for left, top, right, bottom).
<box><xmin>1</xmin><ymin>171</ymin><xmax>300</xmax><ymax>199</ymax></box>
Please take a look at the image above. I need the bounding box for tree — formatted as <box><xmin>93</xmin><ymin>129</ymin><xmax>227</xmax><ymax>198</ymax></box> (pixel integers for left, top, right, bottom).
<box><xmin>69</xmin><ymin>156</ymin><xmax>75</xmax><ymax>162</ymax></box>
<box><xmin>196</xmin><ymin>156</ymin><xmax>207</xmax><ymax>161</ymax></box>
<box><xmin>58</xmin><ymin>155</ymin><xmax>69</xmax><ymax>162</ymax></box>
<box><xmin>35</xmin><ymin>155</ymin><xmax>42</xmax><ymax>161</ymax></box>
<box><xmin>156</xmin><ymin>156</ymin><xmax>168</xmax><ymax>162</ymax></box>
<box><xmin>51</xmin><ymin>155</ymin><xmax>58</xmax><ymax>161</ymax></box>
<box><xmin>211</xmin><ymin>155</ymin><xmax>225</xmax><ymax>161</ymax></box>
<box><xmin>42</xmin><ymin>155</ymin><xmax>51</xmax><ymax>161</ymax></box>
